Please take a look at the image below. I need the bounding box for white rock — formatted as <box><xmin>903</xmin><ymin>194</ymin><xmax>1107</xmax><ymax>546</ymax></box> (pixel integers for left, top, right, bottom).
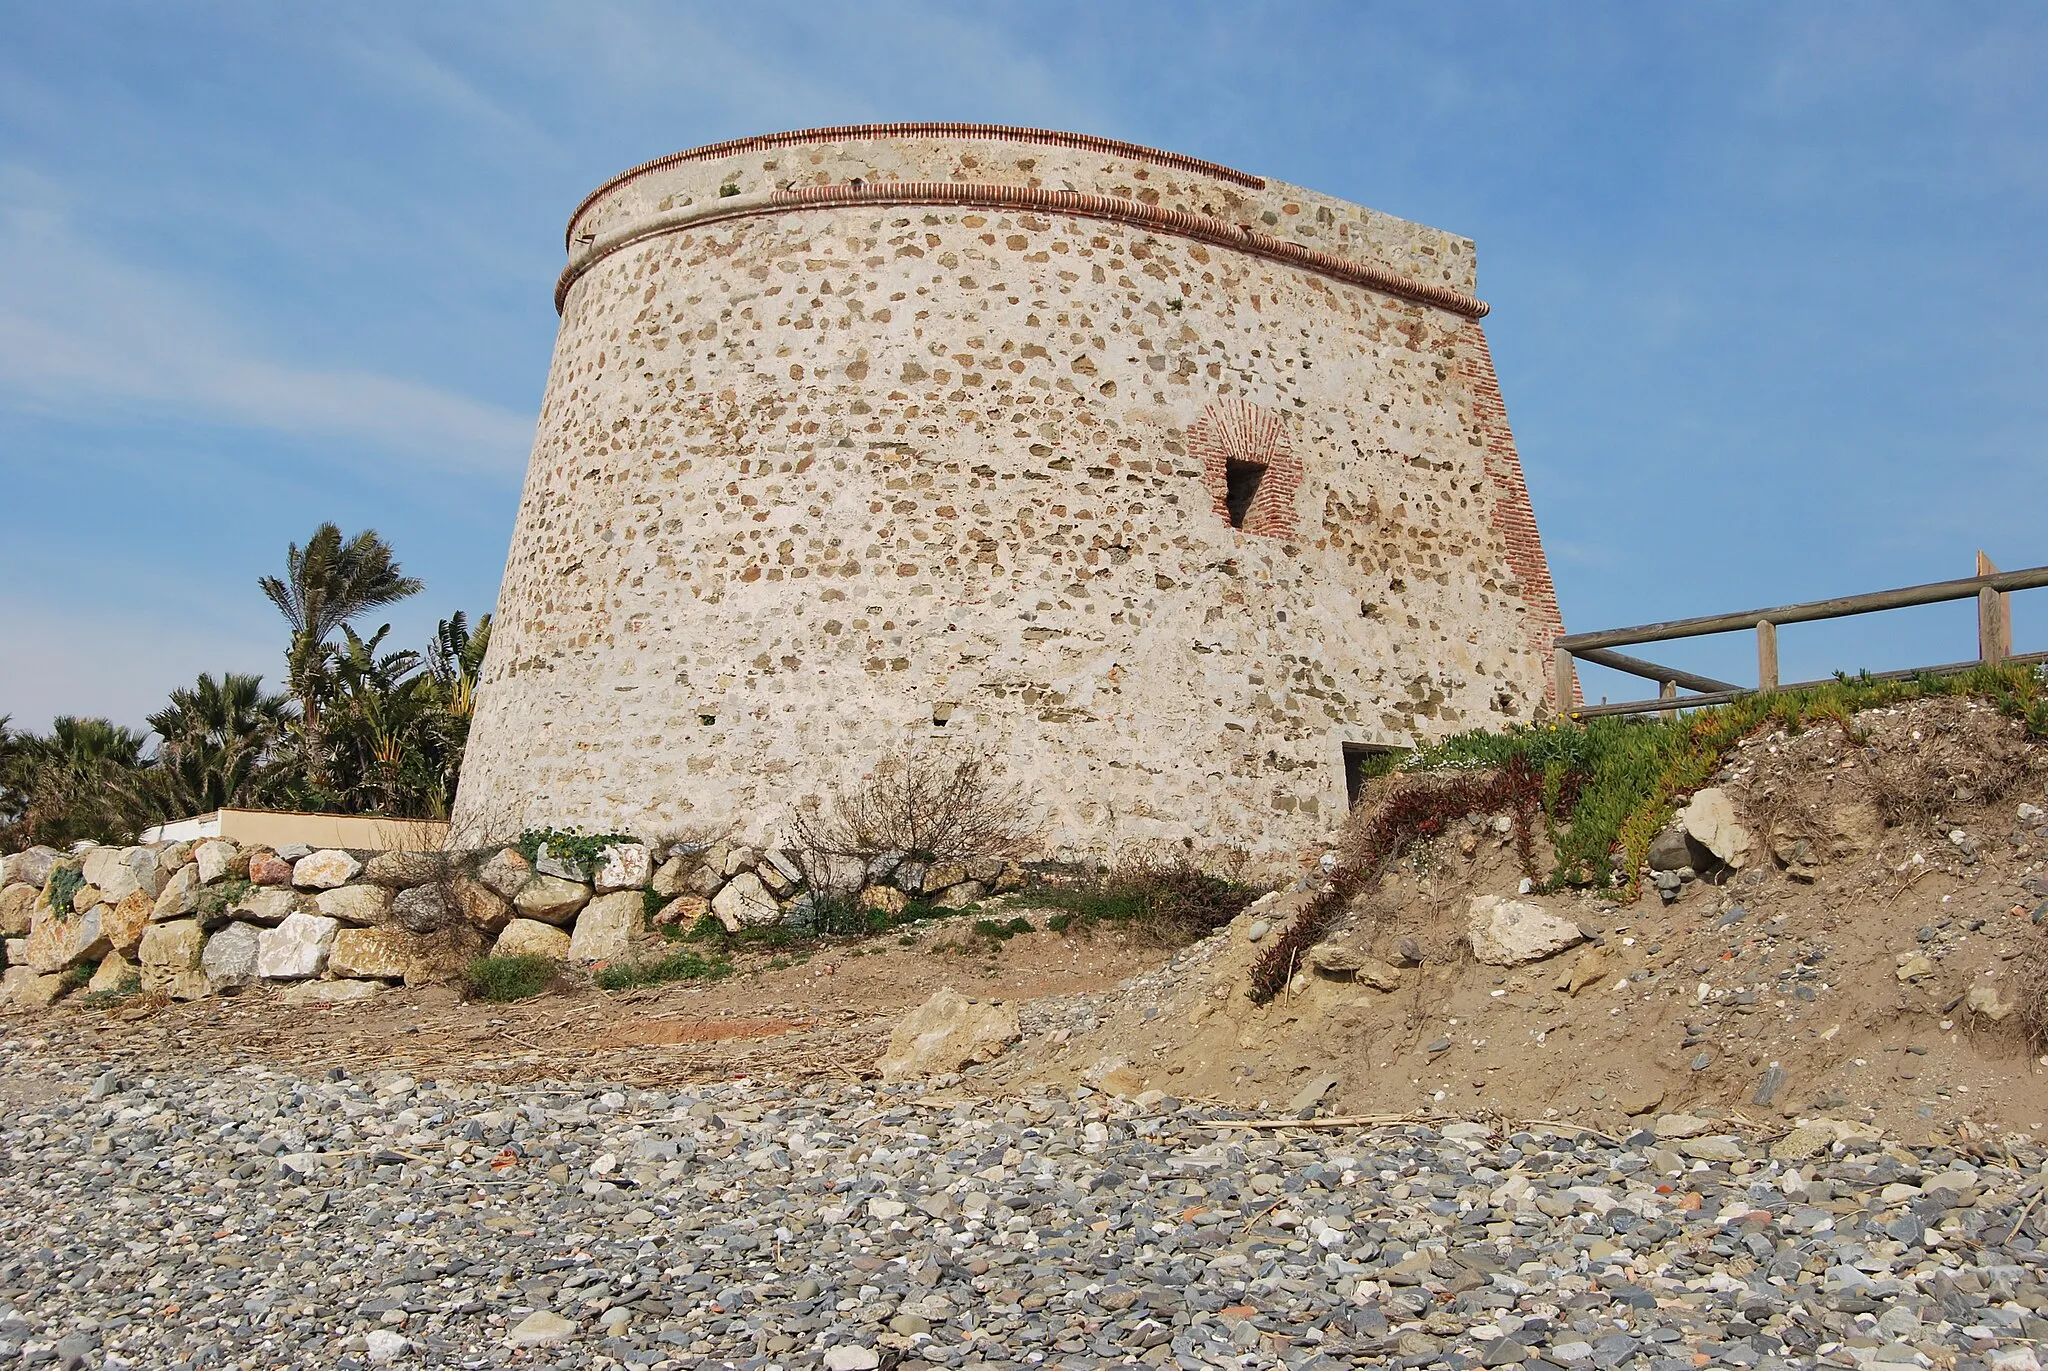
<box><xmin>593</xmin><ymin>842</ymin><xmax>652</xmax><ymax>893</ymax></box>
<box><xmin>201</xmin><ymin>922</ymin><xmax>263</xmax><ymax>991</ymax></box>
<box><xmin>710</xmin><ymin>870</ymin><xmax>779</xmax><ymax>930</ymax></box>
<box><xmin>193</xmin><ymin>838</ymin><xmax>242</xmax><ymax>885</ymax></box>
<box><xmin>0</xmin><ymin>846</ymin><xmax>60</xmax><ymax>889</ymax></box>
<box><xmin>823</xmin><ymin>1348</ymin><xmax>880</xmax><ymax>1371</ymax></box>
<box><xmin>877</xmin><ymin>987</ymin><xmax>1020</xmax><ymax>1081</ymax></box>
<box><xmin>256</xmin><ymin>911</ymin><xmax>339</xmax><ymax>980</ymax></box>
<box><xmin>291</xmin><ymin>849</ymin><xmax>362</xmax><ymax>890</ymax></box>
<box><xmin>365</xmin><ymin>1329</ymin><xmax>409</xmax><ymax>1365</ymax></box>
<box><xmin>152</xmin><ymin>864</ymin><xmax>201</xmax><ymax>921</ymax></box>
<box><xmin>1678</xmin><ymin>787</ymin><xmax>1754</xmax><ymax>868</ymax></box>
<box><xmin>232</xmin><ymin>886</ymin><xmax>301</xmax><ymax>926</ymax></box>
<box><xmin>1466</xmin><ymin>895</ymin><xmax>1586</xmax><ymax>966</ymax></box>
<box><xmin>82</xmin><ymin>846</ymin><xmax>162</xmax><ymax>902</ymax></box>
<box><xmin>314</xmin><ymin>884</ymin><xmax>393</xmax><ymax>927</ymax></box>
<box><xmin>506</xmin><ymin>1310</ymin><xmax>577</xmax><ymax>1347</ymax></box>
<box><xmin>568</xmin><ymin>891</ymin><xmax>641</xmax><ymax>962</ymax></box>
<box><xmin>493</xmin><ymin>918</ymin><xmax>571</xmax><ymax>960</ymax></box>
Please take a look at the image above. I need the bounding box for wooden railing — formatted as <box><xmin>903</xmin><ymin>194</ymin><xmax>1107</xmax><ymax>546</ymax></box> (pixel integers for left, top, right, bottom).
<box><xmin>1554</xmin><ymin>554</ymin><xmax>2048</xmax><ymax>720</ymax></box>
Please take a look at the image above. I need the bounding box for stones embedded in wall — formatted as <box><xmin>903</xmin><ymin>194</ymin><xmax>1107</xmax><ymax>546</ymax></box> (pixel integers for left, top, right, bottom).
<box><xmin>0</xmin><ymin>835</ymin><xmax>1027</xmax><ymax>1013</ymax></box>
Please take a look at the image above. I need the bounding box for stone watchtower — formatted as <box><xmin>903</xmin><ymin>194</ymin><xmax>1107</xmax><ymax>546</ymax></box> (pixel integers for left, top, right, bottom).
<box><xmin>451</xmin><ymin>124</ymin><xmax>1565</xmax><ymax>857</ymax></box>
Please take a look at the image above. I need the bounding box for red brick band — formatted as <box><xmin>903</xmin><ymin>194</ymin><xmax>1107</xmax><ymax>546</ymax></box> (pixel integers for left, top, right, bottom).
<box><xmin>555</xmin><ymin>181</ymin><xmax>1490</xmax><ymax>320</ymax></box>
<box><xmin>567</xmin><ymin>123</ymin><xmax>1268</xmax><ymax>249</ymax></box>
<box><xmin>1454</xmin><ymin>321</ymin><xmax>1574</xmax><ymax>707</ymax></box>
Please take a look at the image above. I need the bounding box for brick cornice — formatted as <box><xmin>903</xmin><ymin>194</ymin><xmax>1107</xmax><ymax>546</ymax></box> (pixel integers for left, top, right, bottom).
<box><xmin>566</xmin><ymin>123</ymin><xmax>1269</xmax><ymax>249</ymax></box>
<box><xmin>554</xmin><ymin>180</ymin><xmax>1489</xmax><ymax>320</ymax></box>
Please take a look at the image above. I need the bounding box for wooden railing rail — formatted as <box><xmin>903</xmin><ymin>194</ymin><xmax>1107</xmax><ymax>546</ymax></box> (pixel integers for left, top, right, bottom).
<box><xmin>1554</xmin><ymin>555</ymin><xmax>2043</xmax><ymax>720</ymax></box>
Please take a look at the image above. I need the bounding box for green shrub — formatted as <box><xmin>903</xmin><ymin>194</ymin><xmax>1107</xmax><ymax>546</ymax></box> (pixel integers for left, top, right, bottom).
<box><xmin>595</xmin><ymin>950</ymin><xmax>733</xmax><ymax>990</ymax></box>
<box><xmin>464</xmin><ymin>954</ymin><xmax>558</xmax><ymax>1002</ymax></box>
<box><xmin>81</xmin><ymin>975</ymin><xmax>141</xmax><ymax>1007</ymax></box>
<box><xmin>197</xmin><ymin>875</ymin><xmax>252</xmax><ymax>920</ymax></box>
<box><xmin>972</xmin><ymin>916</ymin><xmax>1034</xmax><ymax>942</ymax></box>
<box><xmin>513</xmin><ymin>827</ymin><xmax>635</xmax><ymax>873</ymax></box>
<box><xmin>60</xmin><ymin>958</ymin><xmax>98</xmax><ymax>991</ymax></box>
<box><xmin>1400</xmin><ymin>663</ymin><xmax>2048</xmax><ymax>896</ymax></box>
<box><xmin>45</xmin><ymin>865</ymin><xmax>85</xmax><ymax>916</ymax></box>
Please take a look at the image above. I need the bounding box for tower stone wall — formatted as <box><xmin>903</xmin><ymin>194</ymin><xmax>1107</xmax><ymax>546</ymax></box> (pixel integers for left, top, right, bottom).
<box><xmin>451</xmin><ymin>125</ymin><xmax>1565</xmax><ymax>858</ymax></box>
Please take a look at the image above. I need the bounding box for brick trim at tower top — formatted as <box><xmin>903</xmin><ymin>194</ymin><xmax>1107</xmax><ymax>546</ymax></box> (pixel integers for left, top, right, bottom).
<box><xmin>567</xmin><ymin>123</ymin><xmax>1269</xmax><ymax>250</ymax></box>
<box><xmin>1454</xmin><ymin>320</ymin><xmax>1575</xmax><ymax>708</ymax></box>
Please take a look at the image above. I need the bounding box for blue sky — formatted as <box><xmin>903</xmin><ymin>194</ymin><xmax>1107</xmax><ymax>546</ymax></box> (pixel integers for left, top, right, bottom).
<box><xmin>2</xmin><ymin>2</ymin><xmax>2043</xmax><ymax>730</ymax></box>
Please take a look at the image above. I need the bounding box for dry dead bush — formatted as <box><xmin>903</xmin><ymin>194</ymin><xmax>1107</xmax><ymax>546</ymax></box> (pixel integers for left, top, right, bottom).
<box><xmin>2016</xmin><ymin>930</ymin><xmax>2048</xmax><ymax>1056</ymax></box>
<box><xmin>793</xmin><ymin>748</ymin><xmax>1033</xmax><ymax>867</ymax></box>
<box><xmin>1040</xmin><ymin>850</ymin><xmax>1261</xmax><ymax>947</ymax></box>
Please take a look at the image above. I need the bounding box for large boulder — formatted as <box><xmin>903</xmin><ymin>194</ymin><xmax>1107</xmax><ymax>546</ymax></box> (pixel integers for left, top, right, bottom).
<box><xmin>710</xmin><ymin>871</ymin><xmax>779</xmax><ymax>931</ymax></box>
<box><xmin>88</xmin><ymin>951</ymin><xmax>137</xmax><ymax>995</ymax></box>
<box><xmin>877</xmin><ymin>988</ymin><xmax>1020</xmax><ymax>1082</ymax></box>
<box><xmin>256</xmin><ymin>911</ymin><xmax>339</xmax><ymax>980</ymax></box>
<box><xmin>139</xmin><ymin>919</ymin><xmax>207</xmax><ymax>996</ymax></box>
<box><xmin>513</xmin><ymin>875</ymin><xmax>589</xmax><ymax>926</ymax></box>
<box><xmin>232</xmin><ymin>887</ymin><xmax>302</xmax><ymax>927</ymax></box>
<box><xmin>649</xmin><ymin>854</ymin><xmax>692</xmax><ymax>899</ymax></box>
<box><xmin>1646</xmin><ymin>826</ymin><xmax>1714</xmax><ymax>874</ymax></box>
<box><xmin>0</xmin><ymin>883</ymin><xmax>36</xmax><ymax>937</ymax></box>
<box><xmin>291</xmin><ymin>849</ymin><xmax>362</xmax><ymax>890</ymax></box>
<box><xmin>23</xmin><ymin>905</ymin><xmax>109</xmax><ymax>973</ymax></box>
<box><xmin>652</xmin><ymin>894</ymin><xmax>710</xmax><ymax>930</ymax></box>
<box><xmin>392</xmin><ymin>884</ymin><xmax>453</xmax><ymax>933</ymax></box>
<box><xmin>362</xmin><ymin>849</ymin><xmax>448</xmax><ymax>888</ymax></box>
<box><xmin>329</xmin><ymin>926</ymin><xmax>411</xmax><ymax>980</ymax></box>
<box><xmin>493</xmin><ymin>918</ymin><xmax>571</xmax><ymax>961</ymax></box>
<box><xmin>534</xmin><ymin>843</ymin><xmax>588</xmax><ymax>883</ymax></box>
<box><xmin>568</xmin><ymin>891</ymin><xmax>641</xmax><ymax>962</ymax></box>
<box><xmin>102</xmin><ymin>889</ymin><xmax>154</xmax><ymax>955</ymax></box>
<box><xmin>201</xmin><ymin>922</ymin><xmax>263</xmax><ymax>992</ymax></box>
<box><xmin>1678</xmin><ymin>788</ymin><xmax>1754</xmax><ymax>869</ymax></box>
<box><xmin>400</xmin><ymin>926</ymin><xmax>485</xmax><ymax>986</ymax></box>
<box><xmin>152</xmin><ymin>864</ymin><xmax>201</xmax><ymax>921</ymax></box>
<box><xmin>192</xmin><ymin>839</ymin><xmax>242</xmax><ymax>885</ymax></box>
<box><xmin>477</xmin><ymin>848</ymin><xmax>532</xmax><ymax>900</ymax></box>
<box><xmin>594</xmin><ymin>843</ymin><xmax>652</xmax><ymax>894</ymax></box>
<box><xmin>1467</xmin><ymin>895</ymin><xmax>1586</xmax><ymax>966</ymax></box>
<box><xmin>82</xmin><ymin>846</ymin><xmax>163</xmax><ymax>903</ymax></box>
<box><xmin>1</xmin><ymin>965</ymin><xmax>65</xmax><ymax>1009</ymax></box>
<box><xmin>451</xmin><ymin>877</ymin><xmax>512</xmax><ymax>935</ymax></box>
<box><xmin>314</xmin><ymin>884</ymin><xmax>393</xmax><ymax>927</ymax></box>
<box><xmin>1</xmin><ymin>846</ymin><xmax>61</xmax><ymax>890</ymax></box>
<box><xmin>247</xmin><ymin>851</ymin><xmax>295</xmax><ymax>887</ymax></box>
<box><xmin>139</xmin><ymin>918</ymin><xmax>204</xmax><ymax>970</ymax></box>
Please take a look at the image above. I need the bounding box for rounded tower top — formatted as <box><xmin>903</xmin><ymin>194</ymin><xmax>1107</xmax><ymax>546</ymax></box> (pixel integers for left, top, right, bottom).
<box><xmin>555</xmin><ymin>123</ymin><xmax>1487</xmax><ymax>318</ymax></box>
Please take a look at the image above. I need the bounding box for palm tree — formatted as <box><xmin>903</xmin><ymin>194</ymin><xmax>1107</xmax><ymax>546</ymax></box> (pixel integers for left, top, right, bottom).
<box><xmin>428</xmin><ymin>611</ymin><xmax>492</xmax><ymax>720</ymax></box>
<box><xmin>258</xmin><ymin>524</ymin><xmax>423</xmax><ymax>780</ymax></box>
<box><xmin>147</xmin><ymin>672</ymin><xmax>291</xmax><ymax>816</ymax></box>
<box><xmin>12</xmin><ymin>716</ymin><xmax>153</xmax><ymax>847</ymax></box>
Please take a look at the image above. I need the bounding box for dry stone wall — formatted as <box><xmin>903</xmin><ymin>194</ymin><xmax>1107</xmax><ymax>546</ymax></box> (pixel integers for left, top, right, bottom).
<box><xmin>453</xmin><ymin>125</ymin><xmax>1565</xmax><ymax>859</ymax></box>
<box><xmin>0</xmin><ymin>836</ymin><xmax>1019</xmax><ymax>1011</ymax></box>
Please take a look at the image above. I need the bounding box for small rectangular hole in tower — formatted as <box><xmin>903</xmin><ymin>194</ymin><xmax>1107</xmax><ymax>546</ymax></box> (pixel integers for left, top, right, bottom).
<box><xmin>931</xmin><ymin>703</ymin><xmax>955</xmax><ymax>729</ymax></box>
<box><xmin>1224</xmin><ymin>460</ymin><xmax>1267</xmax><ymax>529</ymax></box>
<box><xmin>1342</xmin><ymin>743</ymin><xmax>1395</xmax><ymax>810</ymax></box>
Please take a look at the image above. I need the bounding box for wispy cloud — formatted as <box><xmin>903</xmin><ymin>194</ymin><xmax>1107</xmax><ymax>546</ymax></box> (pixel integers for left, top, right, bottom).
<box><xmin>0</xmin><ymin>182</ymin><xmax>533</xmax><ymax>474</ymax></box>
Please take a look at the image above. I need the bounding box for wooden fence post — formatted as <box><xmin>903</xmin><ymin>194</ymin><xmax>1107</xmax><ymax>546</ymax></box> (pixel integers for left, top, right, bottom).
<box><xmin>1978</xmin><ymin>551</ymin><xmax>2012</xmax><ymax>663</ymax></box>
<box><xmin>1553</xmin><ymin>647</ymin><xmax>1576</xmax><ymax>715</ymax></box>
<box><xmin>1659</xmin><ymin>679</ymin><xmax>1678</xmax><ymax>722</ymax></box>
<box><xmin>1757</xmin><ymin>620</ymin><xmax>1778</xmax><ymax>692</ymax></box>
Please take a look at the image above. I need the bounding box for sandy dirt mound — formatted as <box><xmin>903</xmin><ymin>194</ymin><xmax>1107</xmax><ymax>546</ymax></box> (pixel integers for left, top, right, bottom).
<box><xmin>991</xmin><ymin>696</ymin><xmax>2048</xmax><ymax>1147</ymax></box>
